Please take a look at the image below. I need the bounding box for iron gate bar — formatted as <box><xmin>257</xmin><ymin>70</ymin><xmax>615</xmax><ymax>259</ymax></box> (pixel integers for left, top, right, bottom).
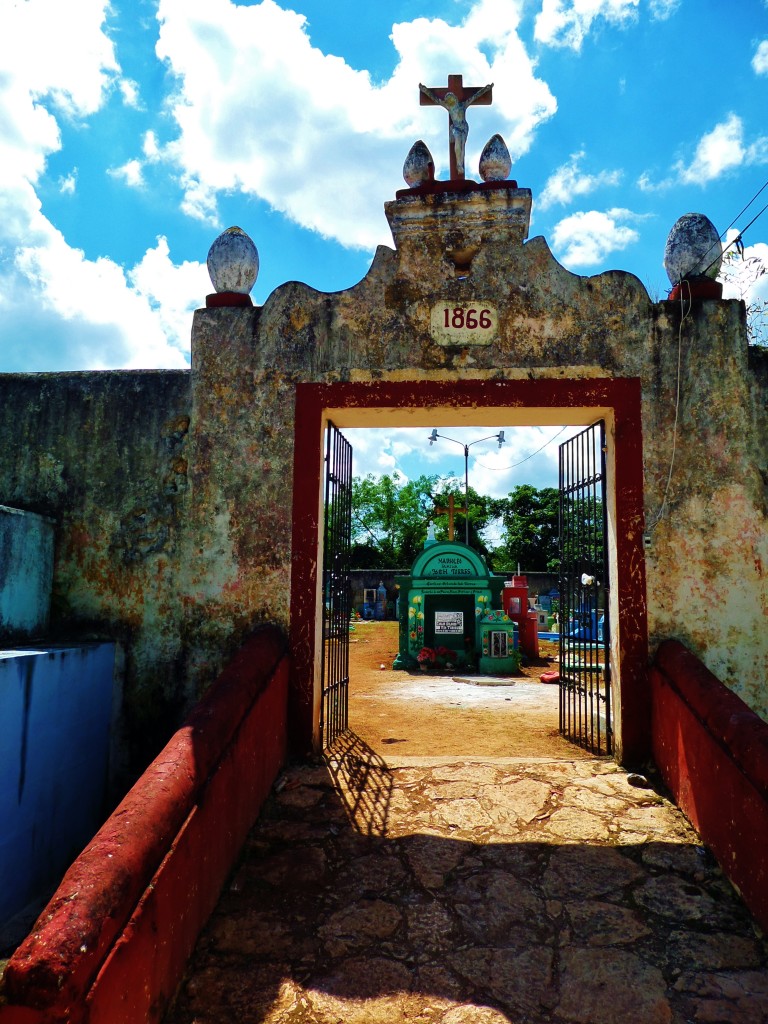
<box><xmin>558</xmin><ymin>422</ymin><xmax>612</xmax><ymax>755</ymax></box>
<box><xmin>320</xmin><ymin>422</ymin><xmax>352</xmax><ymax>749</ymax></box>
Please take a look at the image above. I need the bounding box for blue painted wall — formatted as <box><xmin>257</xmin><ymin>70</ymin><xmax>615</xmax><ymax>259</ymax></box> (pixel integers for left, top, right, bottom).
<box><xmin>0</xmin><ymin>505</ymin><xmax>54</xmax><ymax>642</ymax></box>
<box><xmin>0</xmin><ymin>643</ymin><xmax>115</xmax><ymax>944</ymax></box>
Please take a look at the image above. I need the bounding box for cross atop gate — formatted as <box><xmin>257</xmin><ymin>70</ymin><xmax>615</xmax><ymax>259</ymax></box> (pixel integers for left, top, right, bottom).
<box><xmin>419</xmin><ymin>74</ymin><xmax>493</xmax><ymax>181</ymax></box>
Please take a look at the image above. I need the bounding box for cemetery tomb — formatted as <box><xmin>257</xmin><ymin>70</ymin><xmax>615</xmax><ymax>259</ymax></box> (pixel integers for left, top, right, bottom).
<box><xmin>394</xmin><ymin>536</ymin><xmax>518</xmax><ymax>674</ymax></box>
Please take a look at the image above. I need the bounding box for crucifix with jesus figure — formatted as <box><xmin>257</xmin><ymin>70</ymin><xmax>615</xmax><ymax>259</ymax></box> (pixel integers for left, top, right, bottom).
<box><xmin>419</xmin><ymin>74</ymin><xmax>493</xmax><ymax>181</ymax></box>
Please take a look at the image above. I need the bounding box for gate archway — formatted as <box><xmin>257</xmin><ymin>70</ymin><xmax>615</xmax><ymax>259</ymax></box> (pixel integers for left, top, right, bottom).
<box><xmin>289</xmin><ymin>376</ymin><xmax>648</xmax><ymax>767</ymax></box>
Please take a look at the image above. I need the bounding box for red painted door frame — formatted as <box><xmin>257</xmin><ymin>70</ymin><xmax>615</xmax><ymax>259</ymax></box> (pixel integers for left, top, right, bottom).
<box><xmin>289</xmin><ymin>377</ymin><xmax>648</xmax><ymax>766</ymax></box>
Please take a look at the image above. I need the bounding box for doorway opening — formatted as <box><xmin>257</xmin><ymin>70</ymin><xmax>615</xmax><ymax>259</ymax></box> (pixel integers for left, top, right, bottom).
<box><xmin>289</xmin><ymin>377</ymin><xmax>648</xmax><ymax>768</ymax></box>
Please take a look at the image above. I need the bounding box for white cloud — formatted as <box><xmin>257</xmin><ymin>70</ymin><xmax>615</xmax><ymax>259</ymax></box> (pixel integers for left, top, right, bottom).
<box><xmin>59</xmin><ymin>172</ymin><xmax>77</xmax><ymax>195</ymax></box>
<box><xmin>0</xmin><ymin>0</ymin><xmax>213</xmax><ymax>371</ymax></box>
<box><xmin>641</xmin><ymin>114</ymin><xmax>768</xmax><ymax>190</ymax></box>
<box><xmin>636</xmin><ymin>171</ymin><xmax>668</xmax><ymax>193</ymax></box>
<box><xmin>753</xmin><ymin>40</ymin><xmax>768</xmax><ymax>75</ymax></box>
<box><xmin>551</xmin><ymin>208</ymin><xmax>641</xmax><ymax>267</ymax></box>
<box><xmin>143</xmin><ymin>131</ymin><xmax>161</xmax><ymax>159</ymax></box>
<box><xmin>119</xmin><ymin>78</ymin><xmax>143</xmax><ymax>108</ymax></box>
<box><xmin>0</xmin><ymin>0</ymin><xmax>119</xmax><ymax>126</ymax></box>
<box><xmin>538</xmin><ymin>151</ymin><xmax>622</xmax><ymax>210</ymax></box>
<box><xmin>675</xmin><ymin>113</ymin><xmax>746</xmax><ymax>184</ymax></box>
<box><xmin>9</xmin><ymin>215</ymin><xmax>198</xmax><ymax>369</ymax></box>
<box><xmin>151</xmin><ymin>0</ymin><xmax>556</xmax><ymax>248</ymax></box>
<box><xmin>108</xmin><ymin>159</ymin><xmax>144</xmax><ymax>187</ymax></box>
<box><xmin>649</xmin><ymin>0</ymin><xmax>680</xmax><ymax>19</ymax></box>
<box><xmin>534</xmin><ymin>0</ymin><xmax>640</xmax><ymax>50</ymax></box>
<box><xmin>129</xmin><ymin>236</ymin><xmax>210</xmax><ymax>357</ymax></box>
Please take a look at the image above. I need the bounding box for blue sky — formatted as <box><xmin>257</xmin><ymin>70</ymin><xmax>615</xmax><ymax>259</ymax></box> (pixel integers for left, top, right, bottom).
<box><xmin>2</xmin><ymin>0</ymin><xmax>767</xmax><ymax>492</ymax></box>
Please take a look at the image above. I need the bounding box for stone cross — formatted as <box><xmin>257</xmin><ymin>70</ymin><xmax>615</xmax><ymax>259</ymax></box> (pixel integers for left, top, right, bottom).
<box><xmin>419</xmin><ymin>74</ymin><xmax>493</xmax><ymax>181</ymax></box>
<box><xmin>434</xmin><ymin>494</ymin><xmax>468</xmax><ymax>542</ymax></box>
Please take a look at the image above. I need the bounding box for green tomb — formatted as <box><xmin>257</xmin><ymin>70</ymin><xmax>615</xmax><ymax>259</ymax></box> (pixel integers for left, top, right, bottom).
<box><xmin>393</xmin><ymin>535</ymin><xmax>519</xmax><ymax>674</ymax></box>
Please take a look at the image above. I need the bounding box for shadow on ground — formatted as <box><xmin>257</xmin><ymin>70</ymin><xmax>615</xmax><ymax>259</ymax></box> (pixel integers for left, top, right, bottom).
<box><xmin>165</xmin><ymin>732</ymin><xmax>768</xmax><ymax>1024</ymax></box>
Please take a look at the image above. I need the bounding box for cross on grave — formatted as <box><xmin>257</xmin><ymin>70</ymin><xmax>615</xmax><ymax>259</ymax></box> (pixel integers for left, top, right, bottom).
<box><xmin>434</xmin><ymin>494</ymin><xmax>468</xmax><ymax>542</ymax></box>
<box><xmin>420</xmin><ymin>74</ymin><xmax>493</xmax><ymax>181</ymax></box>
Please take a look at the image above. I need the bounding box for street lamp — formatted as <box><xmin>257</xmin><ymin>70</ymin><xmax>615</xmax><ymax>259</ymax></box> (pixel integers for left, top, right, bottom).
<box><xmin>428</xmin><ymin>428</ymin><xmax>505</xmax><ymax>545</ymax></box>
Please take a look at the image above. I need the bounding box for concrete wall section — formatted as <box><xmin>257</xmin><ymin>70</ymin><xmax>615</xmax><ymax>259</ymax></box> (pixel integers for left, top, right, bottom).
<box><xmin>0</xmin><ymin>371</ymin><xmax>192</xmax><ymax>776</ymax></box>
<box><xmin>0</xmin><ymin>506</ymin><xmax>54</xmax><ymax>642</ymax></box>
<box><xmin>0</xmin><ymin>643</ymin><xmax>115</xmax><ymax>945</ymax></box>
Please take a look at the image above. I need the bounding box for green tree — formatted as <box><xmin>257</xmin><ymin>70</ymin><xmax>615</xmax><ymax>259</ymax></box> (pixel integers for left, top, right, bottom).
<box><xmin>351</xmin><ymin>472</ymin><xmax>437</xmax><ymax>567</ymax></box>
<box><xmin>350</xmin><ymin>472</ymin><xmax>501</xmax><ymax>568</ymax></box>
<box><xmin>493</xmin><ymin>485</ymin><xmax>560</xmax><ymax>573</ymax></box>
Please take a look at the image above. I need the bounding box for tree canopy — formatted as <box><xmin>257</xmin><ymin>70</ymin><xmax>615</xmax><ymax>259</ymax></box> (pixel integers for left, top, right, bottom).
<box><xmin>350</xmin><ymin>474</ymin><xmax>560</xmax><ymax>573</ymax></box>
<box><xmin>491</xmin><ymin>484</ymin><xmax>560</xmax><ymax>574</ymax></box>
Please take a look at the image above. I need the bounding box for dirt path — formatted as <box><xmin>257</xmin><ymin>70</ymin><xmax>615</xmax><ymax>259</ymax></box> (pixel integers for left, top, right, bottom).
<box><xmin>348</xmin><ymin>621</ymin><xmax>589</xmax><ymax>760</ymax></box>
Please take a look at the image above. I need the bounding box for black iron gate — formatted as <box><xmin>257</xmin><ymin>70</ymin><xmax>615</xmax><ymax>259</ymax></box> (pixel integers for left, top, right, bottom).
<box><xmin>320</xmin><ymin>422</ymin><xmax>352</xmax><ymax>749</ymax></box>
<box><xmin>558</xmin><ymin>422</ymin><xmax>612</xmax><ymax>755</ymax></box>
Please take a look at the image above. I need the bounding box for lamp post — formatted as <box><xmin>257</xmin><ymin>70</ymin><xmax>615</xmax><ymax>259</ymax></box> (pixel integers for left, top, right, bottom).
<box><xmin>428</xmin><ymin>428</ymin><xmax>505</xmax><ymax>545</ymax></box>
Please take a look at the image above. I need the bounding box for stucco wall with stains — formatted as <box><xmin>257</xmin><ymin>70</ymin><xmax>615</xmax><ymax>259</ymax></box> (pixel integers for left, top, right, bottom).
<box><xmin>1</xmin><ymin>186</ymin><xmax>766</xmax><ymax>774</ymax></box>
<box><xmin>0</xmin><ymin>371</ymin><xmax>192</xmax><ymax>775</ymax></box>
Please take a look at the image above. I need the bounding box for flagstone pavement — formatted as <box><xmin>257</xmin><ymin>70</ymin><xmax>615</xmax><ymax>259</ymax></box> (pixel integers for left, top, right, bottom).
<box><xmin>165</xmin><ymin>730</ymin><xmax>768</xmax><ymax>1024</ymax></box>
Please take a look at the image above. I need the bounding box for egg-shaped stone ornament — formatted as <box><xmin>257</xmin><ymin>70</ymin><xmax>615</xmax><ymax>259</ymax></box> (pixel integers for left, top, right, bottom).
<box><xmin>403</xmin><ymin>140</ymin><xmax>435</xmax><ymax>187</ymax></box>
<box><xmin>663</xmin><ymin>213</ymin><xmax>722</xmax><ymax>285</ymax></box>
<box><xmin>207</xmin><ymin>226</ymin><xmax>259</xmax><ymax>294</ymax></box>
<box><xmin>479</xmin><ymin>134</ymin><xmax>511</xmax><ymax>182</ymax></box>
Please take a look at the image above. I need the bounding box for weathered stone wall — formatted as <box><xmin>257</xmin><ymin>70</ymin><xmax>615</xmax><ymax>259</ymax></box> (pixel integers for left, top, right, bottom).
<box><xmin>188</xmin><ymin>187</ymin><xmax>766</xmax><ymax>722</ymax></box>
<box><xmin>1</xmin><ymin>186</ymin><xmax>765</xmax><ymax>771</ymax></box>
<box><xmin>642</xmin><ymin>304</ymin><xmax>768</xmax><ymax>712</ymax></box>
<box><xmin>0</xmin><ymin>371</ymin><xmax>191</xmax><ymax>776</ymax></box>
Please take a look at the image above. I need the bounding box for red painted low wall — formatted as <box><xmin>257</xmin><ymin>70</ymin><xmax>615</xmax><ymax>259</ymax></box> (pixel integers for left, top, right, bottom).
<box><xmin>1</xmin><ymin>625</ymin><xmax>289</xmax><ymax>1024</ymax></box>
<box><xmin>651</xmin><ymin>639</ymin><xmax>768</xmax><ymax>932</ymax></box>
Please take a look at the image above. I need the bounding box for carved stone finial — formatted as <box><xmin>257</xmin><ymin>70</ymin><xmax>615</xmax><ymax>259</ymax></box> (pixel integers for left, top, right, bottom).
<box><xmin>207</xmin><ymin>227</ymin><xmax>259</xmax><ymax>302</ymax></box>
<box><xmin>403</xmin><ymin>140</ymin><xmax>435</xmax><ymax>187</ymax></box>
<box><xmin>664</xmin><ymin>213</ymin><xmax>722</xmax><ymax>285</ymax></box>
<box><xmin>479</xmin><ymin>134</ymin><xmax>511</xmax><ymax>182</ymax></box>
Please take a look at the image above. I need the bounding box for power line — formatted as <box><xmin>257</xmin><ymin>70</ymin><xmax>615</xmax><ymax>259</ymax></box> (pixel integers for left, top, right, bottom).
<box><xmin>699</xmin><ymin>175</ymin><xmax>768</xmax><ymax>278</ymax></box>
<box><xmin>472</xmin><ymin>426</ymin><xmax>569</xmax><ymax>472</ymax></box>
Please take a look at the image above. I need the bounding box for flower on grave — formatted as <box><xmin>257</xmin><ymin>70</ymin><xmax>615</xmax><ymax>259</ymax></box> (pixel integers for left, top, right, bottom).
<box><xmin>417</xmin><ymin>646</ymin><xmax>437</xmax><ymax>664</ymax></box>
<box><xmin>476</xmin><ymin>606</ymin><xmax>483</xmax><ymax>615</ymax></box>
<box><xmin>409</xmin><ymin>630</ymin><xmax>417</xmax><ymax>640</ymax></box>
<box><xmin>409</xmin><ymin>607</ymin><xmax>415</xmax><ymax>618</ymax></box>
<box><xmin>502</xmin><ymin>614</ymin><xmax>510</xmax><ymax>621</ymax></box>
<box><xmin>417</xmin><ymin>612</ymin><xmax>424</xmax><ymax>620</ymax></box>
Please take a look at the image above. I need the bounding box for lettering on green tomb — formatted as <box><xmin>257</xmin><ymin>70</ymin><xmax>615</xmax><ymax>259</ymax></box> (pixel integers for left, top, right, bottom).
<box><xmin>422</xmin><ymin>553</ymin><xmax>475</xmax><ymax>576</ymax></box>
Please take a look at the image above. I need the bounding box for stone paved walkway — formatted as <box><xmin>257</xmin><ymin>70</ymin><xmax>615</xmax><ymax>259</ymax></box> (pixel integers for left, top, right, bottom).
<box><xmin>166</xmin><ymin>733</ymin><xmax>768</xmax><ymax>1024</ymax></box>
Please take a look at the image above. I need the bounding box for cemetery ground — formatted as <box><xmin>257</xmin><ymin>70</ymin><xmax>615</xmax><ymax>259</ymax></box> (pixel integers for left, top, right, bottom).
<box><xmin>166</xmin><ymin>620</ymin><xmax>768</xmax><ymax>1024</ymax></box>
<box><xmin>347</xmin><ymin>620</ymin><xmax>578</xmax><ymax>760</ymax></box>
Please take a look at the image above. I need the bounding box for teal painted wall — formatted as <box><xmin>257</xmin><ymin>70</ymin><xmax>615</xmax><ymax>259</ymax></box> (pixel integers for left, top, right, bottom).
<box><xmin>0</xmin><ymin>506</ymin><xmax>54</xmax><ymax>642</ymax></box>
<box><xmin>0</xmin><ymin>643</ymin><xmax>115</xmax><ymax>947</ymax></box>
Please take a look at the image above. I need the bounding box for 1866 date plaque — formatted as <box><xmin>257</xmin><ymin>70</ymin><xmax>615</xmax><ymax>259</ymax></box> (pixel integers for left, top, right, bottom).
<box><xmin>430</xmin><ymin>304</ymin><xmax>498</xmax><ymax>346</ymax></box>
